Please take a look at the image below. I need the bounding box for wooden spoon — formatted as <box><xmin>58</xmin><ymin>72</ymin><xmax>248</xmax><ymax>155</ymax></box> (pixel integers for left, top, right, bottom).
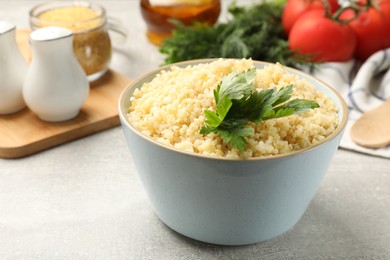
<box><xmin>350</xmin><ymin>99</ymin><xmax>390</xmax><ymax>148</ymax></box>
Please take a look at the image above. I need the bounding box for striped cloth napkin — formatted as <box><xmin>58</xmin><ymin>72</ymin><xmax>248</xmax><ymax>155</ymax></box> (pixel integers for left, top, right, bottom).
<box><xmin>308</xmin><ymin>48</ymin><xmax>390</xmax><ymax>158</ymax></box>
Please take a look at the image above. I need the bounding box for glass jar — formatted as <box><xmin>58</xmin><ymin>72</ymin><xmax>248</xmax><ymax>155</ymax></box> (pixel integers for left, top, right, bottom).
<box><xmin>30</xmin><ymin>1</ymin><xmax>112</xmax><ymax>81</ymax></box>
<box><xmin>140</xmin><ymin>0</ymin><xmax>221</xmax><ymax>46</ymax></box>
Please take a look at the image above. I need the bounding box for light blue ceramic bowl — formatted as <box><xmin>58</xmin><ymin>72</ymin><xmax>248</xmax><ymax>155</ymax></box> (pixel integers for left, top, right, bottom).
<box><xmin>119</xmin><ymin>59</ymin><xmax>348</xmax><ymax>245</ymax></box>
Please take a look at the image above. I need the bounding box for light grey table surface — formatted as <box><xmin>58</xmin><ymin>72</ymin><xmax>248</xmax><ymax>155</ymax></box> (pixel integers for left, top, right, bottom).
<box><xmin>1</xmin><ymin>1</ymin><xmax>390</xmax><ymax>259</ymax></box>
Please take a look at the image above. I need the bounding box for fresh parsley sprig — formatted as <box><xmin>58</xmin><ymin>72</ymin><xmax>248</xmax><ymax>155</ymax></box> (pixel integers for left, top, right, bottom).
<box><xmin>200</xmin><ymin>68</ymin><xmax>320</xmax><ymax>152</ymax></box>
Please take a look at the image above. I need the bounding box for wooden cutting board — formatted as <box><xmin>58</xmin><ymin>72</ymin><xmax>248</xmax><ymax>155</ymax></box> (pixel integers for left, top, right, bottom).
<box><xmin>0</xmin><ymin>29</ymin><xmax>131</xmax><ymax>159</ymax></box>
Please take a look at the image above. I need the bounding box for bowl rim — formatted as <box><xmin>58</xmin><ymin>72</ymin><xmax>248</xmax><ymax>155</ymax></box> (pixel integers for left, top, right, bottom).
<box><xmin>119</xmin><ymin>58</ymin><xmax>348</xmax><ymax>161</ymax></box>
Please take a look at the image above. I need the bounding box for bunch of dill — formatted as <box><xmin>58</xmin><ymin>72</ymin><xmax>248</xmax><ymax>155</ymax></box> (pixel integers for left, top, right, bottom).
<box><xmin>159</xmin><ymin>1</ymin><xmax>312</xmax><ymax>68</ymax></box>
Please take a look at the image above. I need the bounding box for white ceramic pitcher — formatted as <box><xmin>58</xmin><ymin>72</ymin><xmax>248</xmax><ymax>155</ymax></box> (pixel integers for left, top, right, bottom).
<box><xmin>23</xmin><ymin>26</ymin><xmax>89</xmax><ymax>122</ymax></box>
<box><xmin>0</xmin><ymin>21</ymin><xmax>27</xmax><ymax>114</ymax></box>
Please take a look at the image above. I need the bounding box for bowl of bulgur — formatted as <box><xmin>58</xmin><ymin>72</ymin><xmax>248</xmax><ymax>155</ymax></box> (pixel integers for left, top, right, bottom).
<box><xmin>119</xmin><ymin>58</ymin><xmax>348</xmax><ymax>245</ymax></box>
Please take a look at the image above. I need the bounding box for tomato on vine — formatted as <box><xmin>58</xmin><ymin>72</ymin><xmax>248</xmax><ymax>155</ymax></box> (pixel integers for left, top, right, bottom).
<box><xmin>339</xmin><ymin>1</ymin><xmax>389</xmax><ymax>61</ymax></box>
<box><xmin>288</xmin><ymin>9</ymin><xmax>357</xmax><ymax>62</ymax></box>
<box><xmin>282</xmin><ymin>0</ymin><xmax>340</xmax><ymax>35</ymax></box>
<box><xmin>377</xmin><ymin>0</ymin><xmax>390</xmax><ymax>46</ymax></box>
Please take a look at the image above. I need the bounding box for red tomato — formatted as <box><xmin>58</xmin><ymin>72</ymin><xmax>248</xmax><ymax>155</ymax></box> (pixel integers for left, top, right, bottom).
<box><xmin>379</xmin><ymin>1</ymin><xmax>390</xmax><ymax>46</ymax></box>
<box><xmin>282</xmin><ymin>0</ymin><xmax>340</xmax><ymax>35</ymax></box>
<box><xmin>360</xmin><ymin>0</ymin><xmax>390</xmax><ymax>5</ymax></box>
<box><xmin>288</xmin><ymin>10</ymin><xmax>357</xmax><ymax>62</ymax></box>
<box><xmin>340</xmin><ymin>7</ymin><xmax>388</xmax><ymax>61</ymax></box>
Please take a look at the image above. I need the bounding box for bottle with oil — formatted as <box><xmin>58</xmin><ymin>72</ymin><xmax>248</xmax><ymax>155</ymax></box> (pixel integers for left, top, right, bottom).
<box><xmin>140</xmin><ymin>0</ymin><xmax>221</xmax><ymax>46</ymax></box>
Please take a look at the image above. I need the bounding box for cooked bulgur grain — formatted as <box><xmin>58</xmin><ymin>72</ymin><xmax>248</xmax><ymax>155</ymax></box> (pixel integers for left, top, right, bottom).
<box><xmin>127</xmin><ymin>59</ymin><xmax>339</xmax><ymax>158</ymax></box>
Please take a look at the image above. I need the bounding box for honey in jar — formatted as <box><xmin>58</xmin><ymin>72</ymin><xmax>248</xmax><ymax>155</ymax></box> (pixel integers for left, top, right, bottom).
<box><xmin>140</xmin><ymin>0</ymin><xmax>221</xmax><ymax>46</ymax></box>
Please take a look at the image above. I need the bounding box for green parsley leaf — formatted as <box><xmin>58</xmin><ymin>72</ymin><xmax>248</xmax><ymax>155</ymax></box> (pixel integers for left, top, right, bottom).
<box><xmin>218</xmin><ymin>67</ymin><xmax>256</xmax><ymax>101</ymax></box>
<box><xmin>275</xmin><ymin>98</ymin><xmax>320</xmax><ymax>114</ymax></box>
<box><xmin>218</xmin><ymin>127</ymin><xmax>254</xmax><ymax>153</ymax></box>
<box><xmin>200</xmin><ymin>68</ymin><xmax>320</xmax><ymax>152</ymax></box>
<box><xmin>203</xmin><ymin>110</ymin><xmax>221</xmax><ymax>128</ymax></box>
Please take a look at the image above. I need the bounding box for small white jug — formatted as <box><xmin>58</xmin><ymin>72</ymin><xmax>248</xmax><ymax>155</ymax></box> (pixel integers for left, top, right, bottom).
<box><xmin>23</xmin><ymin>26</ymin><xmax>89</xmax><ymax>122</ymax></box>
<box><xmin>0</xmin><ymin>21</ymin><xmax>27</xmax><ymax>114</ymax></box>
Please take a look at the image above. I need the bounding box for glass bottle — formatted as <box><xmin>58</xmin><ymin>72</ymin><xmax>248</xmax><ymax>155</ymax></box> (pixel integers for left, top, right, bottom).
<box><xmin>140</xmin><ymin>0</ymin><xmax>221</xmax><ymax>46</ymax></box>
